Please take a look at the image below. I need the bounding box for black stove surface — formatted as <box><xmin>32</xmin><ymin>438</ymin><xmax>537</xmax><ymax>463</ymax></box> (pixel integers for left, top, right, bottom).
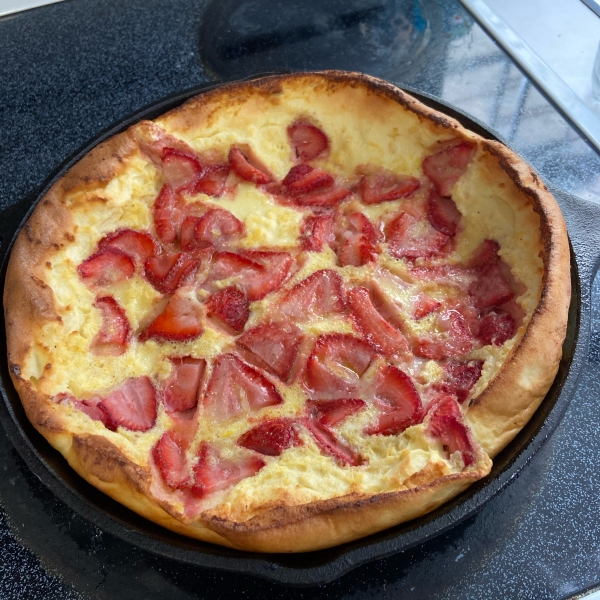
<box><xmin>2</xmin><ymin>1</ymin><xmax>600</xmax><ymax>598</ymax></box>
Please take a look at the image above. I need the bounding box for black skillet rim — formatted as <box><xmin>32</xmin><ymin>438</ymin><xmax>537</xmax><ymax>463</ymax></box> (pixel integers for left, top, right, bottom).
<box><xmin>0</xmin><ymin>73</ymin><xmax>589</xmax><ymax>587</ymax></box>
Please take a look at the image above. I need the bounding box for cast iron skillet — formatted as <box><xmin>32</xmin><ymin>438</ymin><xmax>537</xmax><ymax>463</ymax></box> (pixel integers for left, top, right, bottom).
<box><xmin>0</xmin><ymin>75</ymin><xmax>598</xmax><ymax>587</ymax></box>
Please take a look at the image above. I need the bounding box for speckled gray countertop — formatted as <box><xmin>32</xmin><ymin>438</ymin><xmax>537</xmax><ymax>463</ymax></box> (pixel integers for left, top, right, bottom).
<box><xmin>2</xmin><ymin>1</ymin><xmax>600</xmax><ymax>598</ymax></box>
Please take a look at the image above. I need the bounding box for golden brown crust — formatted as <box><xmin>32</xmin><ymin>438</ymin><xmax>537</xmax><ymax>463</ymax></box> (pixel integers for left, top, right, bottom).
<box><xmin>3</xmin><ymin>71</ymin><xmax>570</xmax><ymax>552</ymax></box>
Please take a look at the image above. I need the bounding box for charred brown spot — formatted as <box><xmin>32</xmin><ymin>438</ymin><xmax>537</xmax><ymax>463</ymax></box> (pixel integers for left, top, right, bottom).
<box><xmin>31</xmin><ymin>276</ymin><xmax>49</xmax><ymax>289</ymax></box>
<box><xmin>64</xmin><ymin>232</ymin><xmax>75</xmax><ymax>242</ymax></box>
<box><xmin>10</xmin><ymin>364</ymin><xmax>21</xmax><ymax>376</ymax></box>
<box><xmin>45</xmin><ymin>262</ymin><xmax>52</xmax><ymax>268</ymax></box>
<box><xmin>25</xmin><ymin>223</ymin><xmax>33</xmax><ymax>242</ymax></box>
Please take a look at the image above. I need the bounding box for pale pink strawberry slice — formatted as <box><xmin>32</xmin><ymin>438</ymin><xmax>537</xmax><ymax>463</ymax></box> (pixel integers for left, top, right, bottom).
<box><xmin>409</xmin><ymin>265</ymin><xmax>476</xmax><ymax>294</ymax></box>
<box><xmin>303</xmin><ymin>419</ymin><xmax>363</xmax><ymax>466</ymax></box>
<box><xmin>291</xmin><ymin>186</ymin><xmax>351</xmax><ymax>208</ymax></box>
<box><xmin>140</xmin><ymin>291</ymin><xmax>204</xmax><ymax>342</ymax></box>
<box><xmin>279</xmin><ymin>269</ymin><xmax>345</xmax><ymax>321</ymax></box>
<box><xmin>78</xmin><ymin>248</ymin><xmax>135</xmax><ymax>287</ymax></box>
<box><xmin>191</xmin><ymin>442</ymin><xmax>266</xmax><ymax>499</ymax></box>
<box><xmin>239</xmin><ymin>251</ymin><xmax>294</xmax><ymax>300</ymax></box>
<box><xmin>426</xmin><ymin>396</ymin><xmax>476</xmax><ymax>466</ymax></box>
<box><xmin>348</xmin><ymin>286</ymin><xmax>409</xmax><ymax>356</ymax></box>
<box><xmin>68</xmin><ymin>396</ymin><xmax>114</xmax><ymax>429</ymax></box>
<box><xmin>163</xmin><ymin>356</ymin><xmax>206</xmax><ymax>413</ymax></box>
<box><xmin>304</xmin><ymin>333</ymin><xmax>377</xmax><ymax>397</ymax></box>
<box><xmin>205</xmin><ymin>287</ymin><xmax>250</xmax><ymax>333</ymax></box>
<box><xmin>413</xmin><ymin>294</ymin><xmax>442</xmax><ymax>320</ymax></box>
<box><xmin>153</xmin><ymin>431</ymin><xmax>190</xmax><ymax>488</ymax></box>
<box><xmin>476</xmin><ymin>311</ymin><xmax>516</xmax><ymax>346</ymax></box>
<box><xmin>288</xmin><ymin>120</ymin><xmax>329</xmax><ymax>161</ymax></box>
<box><xmin>433</xmin><ymin>359</ymin><xmax>483</xmax><ymax>404</ymax></box>
<box><xmin>98</xmin><ymin>376</ymin><xmax>157</xmax><ymax>432</ymax></box>
<box><xmin>237</xmin><ymin>418</ymin><xmax>303</xmax><ymax>456</ymax></box>
<box><xmin>144</xmin><ymin>252</ymin><xmax>200</xmax><ymax>294</ymax></box>
<box><xmin>202</xmin><ymin>354</ymin><xmax>283</xmax><ymax>422</ymax></box>
<box><xmin>422</xmin><ymin>141</ymin><xmax>477</xmax><ymax>197</ymax></box>
<box><xmin>193</xmin><ymin>164</ymin><xmax>230</xmax><ymax>197</ymax></box>
<box><xmin>200</xmin><ymin>251</ymin><xmax>262</xmax><ymax>293</ymax></box>
<box><xmin>90</xmin><ymin>296</ymin><xmax>131</xmax><ymax>356</ymax></box>
<box><xmin>229</xmin><ymin>146</ymin><xmax>272</xmax><ymax>184</ymax></box>
<box><xmin>161</xmin><ymin>148</ymin><xmax>204</xmax><ymax>192</ymax></box>
<box><xmin>359</xmin><ymin>170</ymin><xmax>420</xmax><ymax>204</ymax></box>
<box><xmin>365</xmin><ymin>365</ymin><xmax>424</xmax><ymax>436</ymax></box>
<box><xmin>300</xmin><ymin>213</ymin><xmax>334</xmax><ymax>252</ymax></box>
<box><xmin>98</xmin><ymin>229</ymin><xmax>160</xmax><ymax>265</ymax></box>
<box><xmin>236</xmin><ymin>321</ymin><xmax>303</xmax><ymax>381</ymax></box>
<box><xmin>193</xmin><ymin>209</ymin><xmax>245</xmax><ymax>248</ymax></box>
<box><xmin>333</xmin><ymin>211</ymin><xmax>380</xmax><ymax>267</ymax></box>
<box><xmin>282</xmin><ymin>165</ymin><xmax>334</xmax><ymax>195</ymax></box>
<box><xmin>152</xmin><ymin>184</ymin><xmax>185</xmax><ymax>244</ymax></box>
<box><xmin>427</xmin><ymin>189</ymin><xmax>461</xmax><ymax>236</ymax></box>
<box><xmin>469</xmin><ymin>264</ymin><xmax>514</xmax><ymax>309</ymax></box>
<box><xmin>467</xmin><ymin>239</ymin><xmax>500</xmax><ymax>268</ymax></box>
<box><xmin>385</xmin><ymin>212</ymin><xmax>451</xmax><ymax>260</ymax></box>
<box><xmin>415</xmin><ymin>308</ymin><xmax>474</xmax><ymax>360</ymax></box>
<box><xmin>306</xmin><ymin>398</ymin><xmax>366</xmax><ymax>427</ymax></box>
<box><xmin>338</xmin><ymin>235</ymin><xmax>378</xmax><ymax>267</ymax></box>
<box><xmin>134</xmin><ymin>120</ymin><xmax>196</xmax><ymax>167</ymax></box>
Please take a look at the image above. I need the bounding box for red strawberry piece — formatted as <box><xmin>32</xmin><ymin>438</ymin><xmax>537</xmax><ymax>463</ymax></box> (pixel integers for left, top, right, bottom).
<box><xmin>236</xmin><ymin>321</ymin><xmax>303</xmax><ymax>381</ymax></box>
<box><xmin>300</xmin><ymin>213</ymin><xmax>334</xmax><ymax>252</ymax></box>
<box><xmin>202</xmin><ymin>354</ymin><xmax>283</xmax><ymax>422</ymax></box>
<box><xmin>237</xmin><ymin>418</ymin><xmax>302</xmax><ymax>456</ymax></box>
<box><xmin>140</xmin><ymin>291</ymin><xmax>204</xmax><ymax>342</ymax></box>
<box><xmin>90</xmin><ymin>296</ymin><xmax>131</xmax><ymax>357</ymax></box>
<box><xmin>469</xmin><ymin>264</ymin><xmax>514</xmax><ymax>309</ymax></box>
<box><xmin>229</xmin><ymin>146</ymin><xmax>272</xmax><ymax>184</ymax></box>
<box><xmin>466</xmin><ymin>239</ymin><xmax>500</xmax><ymax>268</ymax></box>
<box><xmin>240</xmin><ymin>251</ymin><xmax>294</xmax><ymax>300</ymax></box>
<box><xmin>201</xmin><ymin>251</ymin><xmax>262</xmax><ymax>293</ymax></box>
<box><xmin>152</xmin><ymin>184</ymin><xmax>185</xmax><ymax>244</ymax></box>
<box><xmin>427</xmin><ymin>189</ymin><xmax>461</xmax><ymax>236</ymax></box>
<box><xmin>144</xmin><ymin>252</ymin><xmax>200</xmax><ymax>294</ymax></box>
<box><xmin>78</xmin><ymin>248</ymin><xmax>135</xmax><ymax>287</ymax></box>
<box><xmin>291</xmin><ymin>185</ymin><xmax>351</xmax><ymax>208</ymax></box>
<box><xmin>434</xmin><ymin>359</ymin><xmax>483</xmax><ymax>404</ymax></box>
<box><xmin>426</xmin><ymin>396</ymin><xmax>476</xmax><ymax>466</ymax></box>
<box><xmin>477</xmin><ymin>311</ymin><xmax>516</xmax><ymax>346</ymax></box>
<box><xmin>347</xmin><ymin>286</ymin><xmax>409</xmax><ymax>356</ymax></box>
<box><xmin>206</xmin><ymin>287</ymin><xmax>250</xmax><ymax>333</ymax></box>
<box><xmin>415</xmin><ymin>308</ymin><xmax>474</xmax><ymax>360</ymax></box>
<box><xmin>180</xmin><ymin>216</ymin><xmax>204</xmax><ymax>251</ymax></box>
<box><xmin>98</xmin><ymin>229</ymin><xmax>160</xmax><ymax>265</ymax></box>
<box><xmin>497</xmin><ymin>297</ymin><xmax>525</xmax><ymax>328</ymax></box>
<box><xmin>346</xmin><ymin>212</ymin><xmax>380</xmax><ymax>243</ymax></box>
<box><xmin>163</xmin><ymin>356</ymin><xmax>206</xmax><ymax>413</ymax></box>
<box><xmin>413</xmin><ymin>294</ymin><xmax>442</xmax><ymax>320</ymax></box>
<box><xmin>422</xmin><ymin>141</ymin><xmax>477</xmax><ymax>197</ymax></box>
<box><xmin>337</xmin><ymin>235</ymin><xmax>379</xmax><ymax>267</ymax></box>
<box><xmin>194</xmin><ymin>209</ymin><xmax>244</xmax><ymax>248</ymax></box>
<box><xmin>303</xmin><ymin>419</ymin><xmax>363</xmax><ymax>466</ymax></box>
<box><xmin>133</xmin><ymin>120</ymin><xmax>196</xmax><ymax>167</ymax></box>
<box><xmin>306</xmin><ymin>398</ymin><xmax>366</xmax><ymax>428</ymax></box>
<box><xmin>161</xmin><ymin>148</ymin><xmax>204</xmax><ymax>192</ymax></box>
<box><xmin>71</xmin><ymin>397</ymin><xmax>114</xmax><ymax>429</ymax></box>
<box><xmin>304</xmin><ymin>333</ymin><xmax>377</xmax><ymax>398</ymax></box>
<box><xmin>279</xmin><ymin>269</ymin><xmax>345</xmax><ymax>321</ymax></box>
<box><xmin>409</xmin><ymin>265</ymin><xmax>476</xmax><ymax>292</ymax></box>
<box><xmin>98</xmin><ymin>376</ymin><xmax>157</xmax><ymax>432</ymax></box>
<box><xmin>359</xmin><ymin>170</ymin><xmax>420</xmax><ymax>204</ymax></box>
<box><xmin>191</xmin><ymin>442</ymin><xmax>265</xmax><ymax>499</ymax></box>
<box><xmin>385</xmin><ymin>212</ymin><xmax>451</xmax><ymax>260</ymax></box>
<box><xmin>332</xmin><ymin>210</ymin><xmax>381</xmax><ymax>266</ymax></box>
<box><xmin>193</xmin><ymin>164</ymin><xmax>230</xmax><ymax>197</ymax></box>
<box><xmin>153</xmin><ymin>431</ymin><xmax>190</xmax><ymax>488</ymax></box>
<box><xmin>287</xmin><ymin>120</ymin><xmax>329</xmax><ymax>161</ymax></box>
<box><xmin>282</xmin><ymin>165</ymin><xmax>334</xmax><ymax>195</ymax></box>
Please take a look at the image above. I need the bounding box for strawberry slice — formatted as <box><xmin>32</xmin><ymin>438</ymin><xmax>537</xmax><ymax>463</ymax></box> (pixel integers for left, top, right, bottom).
<box><xmin>466</xmin><ymin>239</ymin><xmax>500</xmax><ymax>268</ymax></box>
<box><xmin>337</xmin><ymin>235</ymin><xmax>378</xmax><ymax>267</ymax></box>
<box><xmin>333</xmin><ymin>211</ymin><xmax>380</xmax><ymax>267</ymax></box>
<box><xmin>433</xmin><ymin>359</ymin><xmax>483</xmax><ymax>404</ymax></box>
<box><xmin>409</xmin><ymin>265</ymin><xmax>476</xmax><ymax>293</ymax></box>
<box><xmin>191</xmin><ymin>442</ymin><xmax>265</xmax><ymax>499</ymax></box>
<box><xmin>422</xmin><ymin>141</ymin><xmax>477</xmax><ymax>197</ymax></box>
<box><xmin>68</xmin><ymin>396</ymin><xmax>114</xmax><ymax>429</ymax></box>
<box><xmin>427</xmin><ymin>189</ymin><xmax>461</xmax><ymax>236</ymax></box>
<box><xmin>140</xmin><ymin>291</ymin><xmax>204</xmax><ymax>342</ymax></box>
<box><xmin>98</xmin><ymin>229</ymin><xmax>160</xmax><ymax>265</ymax></box>
<box><xmin>282</xmin><ymin>165</ymin><xmax>334</xmax><ymax>195</ymax></box>
<box><xmin>144</xmin><ymin>252</ymin><xmax>200</xmax><ymax>294</ymax></box>
<box><xmin>193</xmin><ymin>164</ymin><xmax>230</xmax><ymax>197</ymax></box>
<box><xmin>134</xmin><ymin>121</ymin><xmax>196</xmax><ymax>167</ymax></box>
<box><xmin>153</xmin><ymin>431</ymin><xmax>190</xmax><ymax>488</ymax></box>
<box><xmin>291</xmin><ymin>185</ymin><xmax>351</xmax><ymax>208</ymax></box>
<box><xmin>163</xmin><ymin>356</ymin><xmax>206</xmax><ymax>413</ymax></box>
<box><xmin>303</xmin><ymin>418</ymin><xmax>363</xmax><ymax>466</ymax></box>
<box><xmin>200</xmin><ymin>251</ymin><xmax>262</xmax><ymax>293</ymax></box>
<box><xmin>229</xmin><ymin>146</ymin><xmax>272</xmax><ymax>184</ymax></box>
<box><xmin>90</xmin><ymin>296</ymin><xmax>131</xmax><ymax>356</ymax></box>
<box><xmin>152</xmin><ymin>184</ymin><xmax>185</xmax><ymax>245</ymax></box>
<box><xmin>365</xmin><ymin>365</ymin><xmax>424</xmax><ymax>436</ymax></box>
<box><xmin>240</xmin><ymin>251</ymin><xmax>294</xmax><ymax>300</ymax></box>
<box><xmin>359</xmin><ymin>170</ymin><xmax>420</xmax><ymax>204</ymax></box>
<box><xmin>236</xmin><ymin>321</ymin><xmax>303</xmax><ymax>381</ymax></box>
<box><xmin>305</xmin><ymin>333</ymin><xmax>377</xmax><ymax>398</ymax></box>
<box><xmin>306</xmin><ymin>398</ymin><xmax>366</xmax><ymax>427</ymax></box>
<box><xmin>347</xmin><ymin>286</ymin><xmax>409</xmax><ymax>356</ymax></box>
<box><xmin>469</xmin><ymin>264</ymin><xmax>514</xmax><ymax>309</ymax></box>
<box><xmin>78</xmin><ymin>248</ymin><xmax>135</xmax><ymax>287</ymax></box>
<box><xmin>237</xmin><ymin>418</ymin><xmax>303</xmax><ymax>456</ymax></box>
<box><xmin>385</xmin><ymin>212</ymin><xmax>451</xmax><ymax>260</ymax></box>
<box><xmin>299</xmin><ymin>213</ymin><xmax>334</xmax><ymax>252</ymax></box>
<box><xmin>415</xmin><ymin>308</ymin><xmax>474</xmax><ymax>360</ymax></box>
<box><xmin>413</xmin><ymin>294</ymin><xmax>442</xmax><ymax>320</ymax></box>
<box><xmin>476</xmin><ymin>311</ymin><xmax>516</xmax><ymax>346</ymax></box>
<box><xmin>161</xmin><ymin>148</ymin><xmax>204</xmax><ymax>192</ymax></box>
<box><xmin>426</xmin><ymin>396</ymin><xmax>476</xmax><ymax>467</ymax></box>
<box><xmin>194</xmin><ymin>208</ymin><xmax>244</xmax><ymax>248</ymax></box>
<box><xmin>287</xmin><ymin>120</ymin><xmax>329</xmax><ymax>161</ymax></box>
<box><xmin>202</xmin><ymin>354</ymin><xmax>283</xmax><ymax>422</ymax></box>
<box><xmin>279</xmin><ymin>269</ymin><xmax>345</xmax><ymax>321</ymax></box>
<box><xmin>205</xmin><ymin>287</ymin><xmax>250</xmax><ymax>333</ymax></box>
<box><xmin>98</xmin><ymin>376</ymin><xmax>157</xmax><ymax>432</ymax></box>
